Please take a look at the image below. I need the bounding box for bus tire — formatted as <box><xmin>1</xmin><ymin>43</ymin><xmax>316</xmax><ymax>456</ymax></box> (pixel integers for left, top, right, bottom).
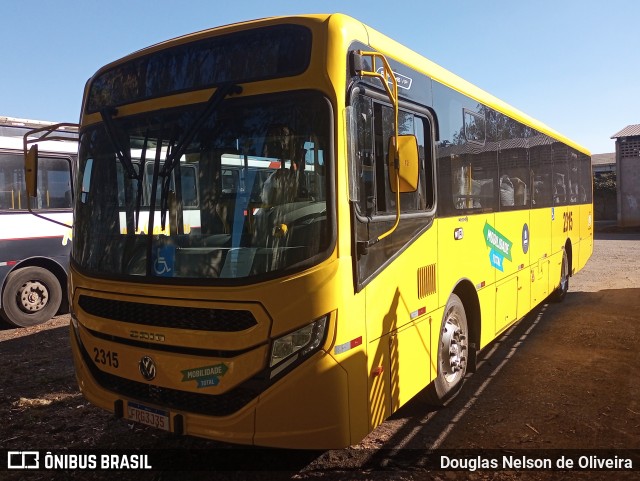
<box><xmin>426</xmin><ymin>293</ymin><xmax>469</xmax><ymax>406</ymax></box>
<box><xmin>550</xmin><ymin>249</ymin><xmax>569</xmax><ymax>302</ymax></box>
<box><xmin>1</xmin><ymin>266</ymin><xmax>62</xmax><ymax>328</ymax></box>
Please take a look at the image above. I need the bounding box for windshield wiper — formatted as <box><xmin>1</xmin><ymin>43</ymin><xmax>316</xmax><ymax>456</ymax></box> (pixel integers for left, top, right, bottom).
<box><xmin>157</xmin><ymin>83</ymin><xmax>242</xmax><ymax>231</ymax></box>
<box><xmin>101</xmin><ymin>107</ymin><xmax>149</xmax><ymax>235</ymax></box>
<box><xmin>160</xmin><ymin>83</ymin><xmax>242</xmax><ymax>179</ymax></box>
<box><xmin>100</xmin><ymin>107</ymin><xmax>139</xmax><ymax>180</ymax></box>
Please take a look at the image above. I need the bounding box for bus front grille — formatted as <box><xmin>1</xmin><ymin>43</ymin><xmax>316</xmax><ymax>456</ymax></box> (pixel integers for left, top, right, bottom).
<box><xmin>80</xmin><ymin>342</ymin><xmax>265</xmax><ymax>416</ymax></box>
<box><xmin>78</xmin><ymin>295</ymin><xmax>258</xmax><ymax>332</ymax></box>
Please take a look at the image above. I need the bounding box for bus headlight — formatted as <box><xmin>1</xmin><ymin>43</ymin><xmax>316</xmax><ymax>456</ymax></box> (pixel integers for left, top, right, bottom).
<box><xmin>269</xmin><ymin>316</ymin><xmax>328</xmax><ymax>378</ymax></box>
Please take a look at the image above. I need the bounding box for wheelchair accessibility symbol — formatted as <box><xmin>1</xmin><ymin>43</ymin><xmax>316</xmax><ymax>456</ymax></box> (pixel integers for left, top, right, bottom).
<box><xmin>153</xmin><ymin>245</ymin><xmax>175</xmax><ymax>277</ymax></box>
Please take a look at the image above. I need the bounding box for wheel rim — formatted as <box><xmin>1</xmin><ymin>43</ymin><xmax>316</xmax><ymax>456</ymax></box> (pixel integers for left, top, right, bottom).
<box><xmin>17</xmin><ymin>280</ymin><xmax>49</xmax><ymax>313</ymax></box>
<box><xmin>441</xmin><ymin>311</ymin><xmax>468</xmax><ymax>384</ymax></box>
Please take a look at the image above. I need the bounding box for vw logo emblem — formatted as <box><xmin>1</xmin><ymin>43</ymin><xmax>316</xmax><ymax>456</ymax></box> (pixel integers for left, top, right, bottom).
<box><xmin>139</xmin><ymin>356</ymin><xmax>157</xmax><ymax>381</ymax></box>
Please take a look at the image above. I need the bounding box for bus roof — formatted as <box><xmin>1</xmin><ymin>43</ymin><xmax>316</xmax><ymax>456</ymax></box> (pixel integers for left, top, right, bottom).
<box><xmin>348</xmin><ymin>14</ymin><xmax>590</xmax><ymax>156</ymax></box>
<box><xmin>0</xmin><ymin>116</ymin><xmax>78</xmax><ymax>154</ymax></box>
<box><xmin>86</xmin><ymin>13</ymin><xmax>589</xmax><ymax>156</ymax></box>
<box><xmin>0</xmin><ymin>116</ymin><xmax>72</xmax><ymax>129</ymax></box>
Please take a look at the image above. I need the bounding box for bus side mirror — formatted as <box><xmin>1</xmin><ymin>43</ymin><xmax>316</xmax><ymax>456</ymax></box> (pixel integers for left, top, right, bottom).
<box><xmin>389</xmin><ymin>135</ymin><xmax>419</xmax><ymax>193</ymax></box>
<box><xmin>25</xmin><ymin>144</ymin><xmax>39</xmax><ymax>198</ymax></box>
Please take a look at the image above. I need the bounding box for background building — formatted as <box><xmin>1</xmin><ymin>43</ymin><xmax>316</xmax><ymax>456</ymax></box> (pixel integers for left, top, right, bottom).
<box><xmin>611</xmin><ymin>125</ymin><xmax>640</xmax><ymax>227</ymax></box>
<box><xmin>592</xmin><ymin>152</ymin><xmax>617</xmax><ymax>222</ymax></box>
<box><xmin>591</xmin><ymin>152</ymin><xmax>616</xmax><ymax>175</ymax></box>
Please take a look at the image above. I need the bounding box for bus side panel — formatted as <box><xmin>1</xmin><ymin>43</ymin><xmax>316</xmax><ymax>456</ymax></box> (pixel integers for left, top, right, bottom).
<box><xmin>494</xmin><ymin>210</ymin><xmax>531</xmax><ymax>330</ymax></box>
<box><xmin>389</xmin><ymin>314</ymin><xmax>432</xmax><ymax>411</ymax></box>
<box><xmin>438</xmin><ymin>213</ymin><xmax>497</xmax><ymax>349</ymax></box>
<box><xmin>0</xmin><ymin>232</ymin><xmax>71</xmax><ymax>311</ymax></box>
<box><xmin>568</xmin><ymin>205</ymin><xmax>582</xmax><ymax>277</ymax></box>
<box><xmin>477</xmin><ymin>284</ymin><xmax>497</xmax><ymax>350</ymax></box>
<box><xmin>331</xmin><ymin>260</ymin><xmax>370</xmax><ymax>445</ymax></box>
<box><xmin>529</xmin><ymin>208</ymin><xmax>552</xmax><ymax>307</ymax></box>
<box><xmin>577</xmin><ymin>203</ymin><xmax>594</xmax><ymax>272</ymax></box>
<box><xmin>551</xmin><ymin>205</ymin><xmax>568</xmax><ymax>254</ymax></box>
<box><xmin>550</xmin><ymin>202</ymin><xmax>586</xmax><ymax>294</ymax></box>
<box><xmin>437</xmin><ymin>214</ymin><xmax>496</xmax><ymax>309</ymax></box>
<box><xmin>0</xmin><ymin>236</ymin><xmax>70</xmax><ymax>265</ymax></box>
<box><xmin>0</xmin><ymin>264</ymin><xmax>10</xmax><ymax>295</ymax></box>
<box><xmin>364</xmin><ymin>225</ymin><xmax>439</xmax><ymax>429</ymax></box>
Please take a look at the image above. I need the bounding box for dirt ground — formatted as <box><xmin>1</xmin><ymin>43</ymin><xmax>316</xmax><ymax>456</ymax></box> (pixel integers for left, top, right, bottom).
<box><xmin>1</xmin><ymin>231</ymin><xmax>640</xmax><ymax>481</ymax></box>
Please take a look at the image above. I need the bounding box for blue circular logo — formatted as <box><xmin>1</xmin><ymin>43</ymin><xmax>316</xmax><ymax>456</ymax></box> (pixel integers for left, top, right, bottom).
<box><xmin>522</xmin><ymin>224</ymin><xmax>529</xmax><ymax>254</ymax></box>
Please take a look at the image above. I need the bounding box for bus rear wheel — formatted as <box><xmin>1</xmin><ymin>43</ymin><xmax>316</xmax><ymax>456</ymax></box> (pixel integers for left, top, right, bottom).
<box><xmin>551</xmin><ymin>249</ymin><xmax>569</xmax><ymax>302</ymax></box>
<box><xmin>1</xmin><ymin>267</ymin><xmax>62</xmax><ymax>328</ymax></box>
<box><xmin>426</xmin><ymin>293</ymin><xmax>468</xmax><ymax>406</ymax></box>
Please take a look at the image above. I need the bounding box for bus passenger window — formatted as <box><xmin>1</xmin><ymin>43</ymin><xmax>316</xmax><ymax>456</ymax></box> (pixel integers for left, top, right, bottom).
<box><xmin>36</xmin><ymin>157</ymin><xmax>72</xmax><ymax>209</ymax></box>
<box><xmin>578</xmin><ymin>152</ymin><xmax>592</xmax><ymax>203</ymax></box>
<box><xmin>552</xmin><ymin>143</ymin><xmax>569</xmax><ymax>206</ymax></box>
<box><xmin>529</xmin><ymin>139</ymin><xmax>553</xmax><ymax>208</ymax></box>
<box><xmin>568</xmin><ymin>150</ymin><xmax>579</xmax><ymax>203</ymax></box>
<box><xmin>0</xmin><ymin>154</ymin><xmax>26</xmax><ymax>210</ymax></box>
<box><xmin>498</xmin><ymin>143</ymin><xmax>529</xmax><ymax>209</ymax></box>
<box><xmin>451</xmin><ymin>154</ymin><xmax>496</xmax><ymax>211</ymax></box>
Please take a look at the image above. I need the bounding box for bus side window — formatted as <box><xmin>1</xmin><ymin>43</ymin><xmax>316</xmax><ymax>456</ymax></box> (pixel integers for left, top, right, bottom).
<box><xmin>352</xmin><ymin>95</ymin><xmax>432</xmax><ymax>216</ymax></box>
<box><xmin>33</xmin><ymin>157</ymin><xmax>72</xmax><ymax>210</ymax></box>
<box><xmin>530</xmin><ymin>141</ymin><xmax>553</xmax><ymax>208</ymax></box>
<box><xmin>552</xmin><ymin>143</ymin><xmax>569</xmax><ymax>206</ymax></box>
<box><xmin>578</xmin><ymin>152</ymin><xmax>592</xmax><ymax>203</ymax></box>
<box><xmin>451</xmin><ymin>153</ymin><xmax>497</xmax><ymax>211</ymax></box>
<box><xmin>498</xmin><ymin>144</ymin><xmax>529</xmax><ymax>209</ymax></box>
<box><xmin>568</xmin><ymin>149</ymin><xmax>580</xmax><ymax>204</ymax></box>
<box><xmin>350</xmin><ymin>94</ymin><xmax>375</xmax><ymax>215</ymax></box>
<box><xmin>0</xmin><ymin>153</ymin><xmax>26</xmax><ymax>210</ymax></box>
<box><xmin>48</xmin><ymin>158</ymin><xmax>72</xmax><ymax>208</ymax></box>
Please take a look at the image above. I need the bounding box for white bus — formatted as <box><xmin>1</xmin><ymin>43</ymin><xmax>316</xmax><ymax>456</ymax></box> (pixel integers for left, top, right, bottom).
<box><xmin>0</xmin><ymin>116</ymin><xmax>77</xmax><ymax>327</ymax></box>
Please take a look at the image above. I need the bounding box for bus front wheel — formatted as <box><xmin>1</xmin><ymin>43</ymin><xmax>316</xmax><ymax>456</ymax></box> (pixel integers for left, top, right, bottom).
<box><xmin>426</xmin><ymin>293</ymin><xmax>469</xmax><ymax>406</ymax></box>
<box><xmin>1</xmin><ymin>267</ymin><xmax>62</xmax><ymax>328</ymax></box>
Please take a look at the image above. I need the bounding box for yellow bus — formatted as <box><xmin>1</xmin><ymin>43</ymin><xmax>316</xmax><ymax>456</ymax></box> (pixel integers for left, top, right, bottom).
<box><xmin>25</xmin><ymin>13</ymin><xmax>592</xmax><ymax>449</ymax></box>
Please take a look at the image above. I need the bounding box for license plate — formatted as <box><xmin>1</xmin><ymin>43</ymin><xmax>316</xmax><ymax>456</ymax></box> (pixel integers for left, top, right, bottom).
<box><xmin>126</xmin><ymin>401</ymin><xmax>170</xmax><ymax>431</ymax></box>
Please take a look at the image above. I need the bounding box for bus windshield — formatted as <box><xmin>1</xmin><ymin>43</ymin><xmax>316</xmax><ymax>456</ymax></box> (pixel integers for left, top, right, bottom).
<box><xmin>74</xmin><ymin>92</ymin><xmax>332</xmax><ymax>281</ymax></box>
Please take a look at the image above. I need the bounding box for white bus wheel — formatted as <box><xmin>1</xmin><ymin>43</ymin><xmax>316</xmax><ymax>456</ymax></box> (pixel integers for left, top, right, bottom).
<box><xmin>1</xmin><ymin>267</ymin><xmax>62</xmax><ymax>328</ymax></box>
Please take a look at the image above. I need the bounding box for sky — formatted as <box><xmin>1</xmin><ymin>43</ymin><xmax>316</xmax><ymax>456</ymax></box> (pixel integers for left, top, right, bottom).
<box><xmin>2</xmin><ymin>0</ymin><xmax>639</xmax><ymax>154</ymax></box>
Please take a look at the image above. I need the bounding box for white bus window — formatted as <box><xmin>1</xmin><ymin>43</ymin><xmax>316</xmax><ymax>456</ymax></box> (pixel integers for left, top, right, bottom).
<box><xmin>0</xmin><ymin>154</ymin><xmax>26</xmax><ymax>210</ymax></box>
<box><xmin>36</xmin><ymin>157</ymin><xmax>72</xmax><ymax>209</ymax></box>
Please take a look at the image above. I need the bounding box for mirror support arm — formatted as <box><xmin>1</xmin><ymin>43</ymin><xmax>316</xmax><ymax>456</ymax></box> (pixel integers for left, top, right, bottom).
<box><xmin>354</xmin><ymin>50</ymin><xmax>402</xmax><ymax>243</ymax></box>
<box><xmin>23</xmin><ymin>124</ymin><xmax>78</xmax><ymax>229</ymax></box>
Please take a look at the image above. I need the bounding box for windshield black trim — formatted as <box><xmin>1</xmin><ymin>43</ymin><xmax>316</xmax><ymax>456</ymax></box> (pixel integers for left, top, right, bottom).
<box><xmin>86</xmin><ymin>24</ymin><xmax>312</xmax><ymax>114</ymax></box>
